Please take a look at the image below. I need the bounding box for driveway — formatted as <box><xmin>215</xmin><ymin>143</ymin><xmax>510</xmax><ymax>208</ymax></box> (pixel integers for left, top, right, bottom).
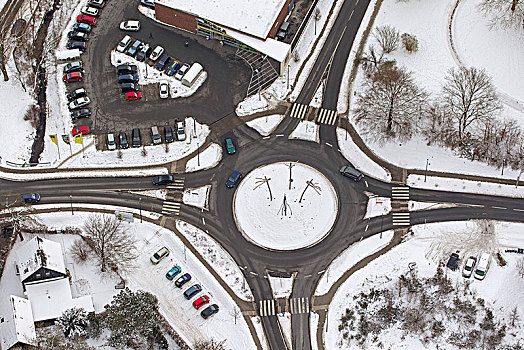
<box><xmin>81</xmin><ymin>1</ymin><xmax>251</xmax><ymax>135</ymax></box>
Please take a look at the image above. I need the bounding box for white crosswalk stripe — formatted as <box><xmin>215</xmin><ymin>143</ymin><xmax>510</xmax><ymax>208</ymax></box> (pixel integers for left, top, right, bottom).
<box><xmin>289</xmin><ymin>297</ymin><xmax>310</xmax><ymax>314</ymax></box>
<box><xmin>259</xmin><ymin>299</ymin><xmax>276</xmax><ymax>317</ymax></box>
<box><xmin>315</xmin><ymin>108</ymin><xmax>338</xmax><ymax>125</ymax></box>
<box><xmin>392</xmin><ymin>186</ymin><xmax>410</xmax><ymax>200</ymax></box>
<box><xmin>167</xmin><ymin>178</ymin><xmax>185</xmax><ymax>191</ymax></box>
<box><xmin>289</xmin><ymin>103</ymin><xmax>309</xmax><ymax>120</ymax></box>
<box><xmin>161</xmin><ymin>201</ymin><xmax>181</xmax><ymax>216</ymax></box>
<box><xmin>392</xmin><ymin>212</ymin><xmax>410</xmax><ymax>226</ymax></box>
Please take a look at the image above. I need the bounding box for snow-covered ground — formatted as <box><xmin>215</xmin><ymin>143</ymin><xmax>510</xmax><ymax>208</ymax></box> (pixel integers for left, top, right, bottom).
<box><xmin>182</xmin><ymin>186</ymin><xmax>210</xmax><ymax>209</ymax></box>
<box><xmin>324</xmin><ymin>221</ymin><xmax>524</xmax><ymax>349</ymax></box>
<box><xmin>246</xmin><ymin>114</ymin><xmax>285</xmax><ymax>137</ymax></box>
<box><xmin>289</xmin><ymin>120</ymin><xmax>319</xmax><ymax>143</ymax></box>
<box><xmin>185</xmin><ymin>143</ymin><xmax>221</xmax><ymax>172</ymax></box>
<box><xmin>233</xmin><ymin>162</ymin><xmax>338</xmax><ymax>250</ymax></box>
<box><xmin>364</xmin><ymin>196</ymin><xmax>391</xmax><ymax>219</ymax></box>
<box><xmin>268</xmin><ymin>275</ymin><xmax>293</xmax><ymax>298</ymax></box>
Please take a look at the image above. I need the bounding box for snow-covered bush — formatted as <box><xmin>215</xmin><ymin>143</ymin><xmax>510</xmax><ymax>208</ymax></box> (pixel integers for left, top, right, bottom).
<box><xmin>56</xmin><ymin>307</ymin><xmax>89</xmax><ymax>338</ymax></box>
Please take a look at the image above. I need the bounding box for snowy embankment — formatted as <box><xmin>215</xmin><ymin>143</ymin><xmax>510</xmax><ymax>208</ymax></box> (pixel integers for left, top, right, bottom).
<box><xmin>185</xmin><ymin>143</ymin><xmax>222</xmax><ymax>172</ymax></box>
<box><xmin>246</xmin><ymin>114</ymin><xmax>285</xmax><ymax>136</ymax></box>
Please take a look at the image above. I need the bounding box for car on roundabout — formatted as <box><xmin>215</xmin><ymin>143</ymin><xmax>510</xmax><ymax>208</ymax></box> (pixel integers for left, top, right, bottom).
<box><xmin>226</xmin><ymin>170</ymin><xmax>242</xmax><ymax>188</ymax></box>
<box><xmin>225</xmin><ymin>138</ymin><xmax>235</xmax><ymax>154</ymax></box>
<box><xmin>340</xmin><ymin>165</ymin><xmax>364</xmax><ymax>182</ymax></box>
<box><xmin>166</xmin><ymin>265</ymin><xmax>182</xmax><ymax>280</ymax></box>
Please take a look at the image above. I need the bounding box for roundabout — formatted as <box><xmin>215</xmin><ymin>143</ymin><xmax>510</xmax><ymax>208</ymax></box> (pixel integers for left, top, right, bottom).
<box><xmin>233</xmin><ymin>162</ymin><xmax>338</xmax><ymax>250</ymax></box>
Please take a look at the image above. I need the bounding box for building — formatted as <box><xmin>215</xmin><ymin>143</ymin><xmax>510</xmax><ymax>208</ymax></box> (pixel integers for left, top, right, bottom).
<box><xmin>154</xmin><ymin>0</ymin><xmax>293</xmax><ymax>74</ymax></box>
<box><xmin>0</xmin><ymin>296</ymin><xmax>37</xmax><ymax>350</ymax></box>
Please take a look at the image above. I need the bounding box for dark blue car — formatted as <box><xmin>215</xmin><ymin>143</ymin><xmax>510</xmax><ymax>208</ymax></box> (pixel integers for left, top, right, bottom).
<box><xmin>72</xmin><ymin>22</ymin><xmax>92</xmax><ymax>33</ymax></box>
<box><xmin>226</xmin><ymin>170</ymin><xmax>242</xmax><ymax>188</ymax></box>
<box><xmin>155</xmin><ymin>54</ymin><xmax>170</xmax><ymax>71</ymax></box>
<box><xmin>175</xmin><ymin>273</ymin><xmax>191</xmax><ymax>288</ymax></box>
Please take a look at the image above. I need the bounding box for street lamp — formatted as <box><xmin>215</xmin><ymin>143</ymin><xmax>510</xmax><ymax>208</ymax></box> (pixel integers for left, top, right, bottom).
<box><xmin>139</xmin><ymin>197</ymin><xmax>142</xmax><ymax>223</ymax></box>
<box><xmin>424</xmin><ymin>159</ymin><xmax>430</xmax><ymax>182</ymax></box>
<box><xmin>69</xmin><ymin>195</ymin><xmax>73</xmax><ymax>215</ymax></box>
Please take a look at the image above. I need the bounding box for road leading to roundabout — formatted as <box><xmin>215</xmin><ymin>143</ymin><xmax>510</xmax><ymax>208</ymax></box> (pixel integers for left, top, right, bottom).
<box><xmin>233</xmin><ymin>162</ymin><xmax>339</xmax><ymax>250</ymax></box>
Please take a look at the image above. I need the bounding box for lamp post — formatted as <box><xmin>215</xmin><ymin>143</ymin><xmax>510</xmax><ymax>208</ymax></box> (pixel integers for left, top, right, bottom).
<box><xmin>139</xmin><ymin>197</ymin><xmax>142</xmax><ymax>223</ymax></box>
<box><xmin>69</xmin><ymin>195</ymin><xmax>73</xmax><ymax>215</ymax></box>
<box><xmin>424</xmin><ymin>159</ymin><xmax>429</xmax><ymax>182</ymax></box>
<box><xmin>197</xmin><ymin>142</ymin><xmax>200</xmax><ymax>167</ymax></box>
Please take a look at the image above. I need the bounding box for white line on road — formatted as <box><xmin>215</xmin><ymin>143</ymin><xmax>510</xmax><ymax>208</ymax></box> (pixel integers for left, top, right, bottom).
<box><xmin>304</xmin><ymin>274</ymin><xmax>312</xmax><ymax>278</ymax></box>
<box><xmin>468</xmin><ymin>204</ymin><xmax>484</xmax><ymax>207</ymax></box>
<box><xmin>492</xmin><ymin>206</ymin><xmax>507</xmax><ymax>210</ymax></box>
<box><xmin>365</xmin><ymin>180</ymin><xmax>369</xmax><ymax>188</ymax></box>
<box><xmin>263</xmin><ymin>136</ymin><xmax>270</xmax><ymax>139</ymax></box>
<box><xmin>276</xmin><ymin>134</ymin><xmax>284</xmax><ymax>137</ymax></box>
<box><xmin>202</xmin><ymin>217</ymin><xmax>206</xmax><ymax>225</ymax></box>
<box><xmin>513</xmin><ymin>208</ymin><xmax>524</xmax><ymax>212</ymax></box>
<box><xmin>250</xmin><ymin>271</ymin><xmax>258</xmax><ymax>276</ymax></box>
<box><xmin>325</xmin><ymin>142</ymin><xmax>333</xmax><ymax>147</ymax></box>
<box><xmin>317</xmin><ymin>269</ymin><xmax>325</xmax><ymax>274</ymax></box>
<box><xmin>365</xmin><ymin>224</ymin><xmax>369</xmax><ymax>232</ymax></box>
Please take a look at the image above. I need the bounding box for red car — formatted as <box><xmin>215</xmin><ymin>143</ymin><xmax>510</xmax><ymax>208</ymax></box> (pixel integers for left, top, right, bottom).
<box><xmin>192</xmin><ymin>295</ymin><xmax>210</xmax><ymax>310</ymax></box>
<box><xmin>77</xmin><ymin>14</ymin><xmax>97</xmax><ymax>26</ymax></box>
<box><xmin>63</xmin><ymin>71</ymin><xmax>83</xmax><ymax>82</ymax></box>
<box><xmin>72</xmin><ymin>125</ymin><xmax>90</xmax><ymax>136</ymax></box>
<box><xmin>125</xmin><ymin>91</ymin><xmax>142</xmax><ymax>100</ymax></box>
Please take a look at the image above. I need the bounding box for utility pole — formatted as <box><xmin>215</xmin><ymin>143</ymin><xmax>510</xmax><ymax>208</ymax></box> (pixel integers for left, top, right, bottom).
<box><xmin>286</xmin><ymin>162</ymin><xmax>296</xmax><ymax>190</ymax></box>
<box><xmin>139</xmin><ymin>197</ymin><xmax>142</xmax><ymax>223</ymax></box>
<box><xmin>69</xmin><ymin>195</ymin><xmax>74</xmax><ymax>215</ymax></box>
<box><xmin>424</xmin><ymin>159</ymin><xmax>429</xmax><ymax>182</ymax></box>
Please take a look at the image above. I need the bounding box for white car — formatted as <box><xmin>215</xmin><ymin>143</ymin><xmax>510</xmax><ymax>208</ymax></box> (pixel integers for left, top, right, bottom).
<box><xmin>107</xmin><ymin>133</ymin><xmax>117</xmax><ymax>151</ymax></box>
<box><xmin>462</xmin><ymin>256</ymin><xmax>476</xmax><ymax>278</ymax></box>
<box><xmin>174</xmin><ymin>63</ymin><xmax>190</xmax><ymax>80</ymax></box>
<box><xmin>149</xmin><ymin>45</ymin><xmax>164</xmax><ymax>61</ymax></box>
<box><xmin>119</xmin><ymin>20</ymin><xmax>140</xmax><ymax>31</ymax></box>
<box><xmin>69</xmin><ymin>97</ymin><xmax>91</xmax><ymax>110</ymax></box>
<box><xmin>81</xmin><ymin>6</ymin><xmax>99</xmax><ymax>17</ymax></box>
<box><xmin>176</xmin><ymin>121</ymin><xmax>186</xmax><ymax>141</ymax></box>
<box><xmin>159</xmin><ymin>80</ymin><xmax>169</xmax><ymax>99</ymax></box>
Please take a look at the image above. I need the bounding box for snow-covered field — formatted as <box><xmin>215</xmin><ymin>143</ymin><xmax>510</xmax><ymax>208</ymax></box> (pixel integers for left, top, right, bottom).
<box><xmin>324</xmin><ymin>221</ymin><xmax>524</xmax><ymax>349</ymax></box>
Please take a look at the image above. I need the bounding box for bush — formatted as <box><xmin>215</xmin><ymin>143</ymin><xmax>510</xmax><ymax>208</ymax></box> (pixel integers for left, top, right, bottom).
<box><xmin>70</xmin><ymin>239</ymin><xmax>90</xmax><ymax>262</ymax></box>
<box><xmin>401</xmin><ymin>33</ymin><xmax>419</xmax><ymax>53</ymax></box>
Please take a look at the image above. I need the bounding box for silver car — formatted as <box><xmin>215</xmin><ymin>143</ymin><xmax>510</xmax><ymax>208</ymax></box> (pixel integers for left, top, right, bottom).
<box><xmin>150</xmin><ymin>247</ymin><xmax>170</xmax><ymax>264</ymax></box>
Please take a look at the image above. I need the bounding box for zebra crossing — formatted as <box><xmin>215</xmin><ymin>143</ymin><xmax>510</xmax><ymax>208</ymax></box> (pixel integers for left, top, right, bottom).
<box><xmin>315</xmin><ymin>108</ymin><xmax>338</xmax><ymax>125</ymax></box>
<box><xmin>161</xmin><ymin>178</ymin><xmax>184</xmax><ymax>216</ymax></box>
<box><xmin>289</xmin><ymin>297</ymin><xmax>310</xmax><ymax>314</ymax></box>
<box><xmin>289</xmin><ymin>103</ymin><xmax>309</xmax><ymax>120</ymax></box>
<box><xmin>392</xmin><ymin>212</ymin><xmax>410</xmax><ymax>226</ymax></box>
<box><xmin>391</xmin><ymin>186</ymin><xmax>410</xmax><ymax>200</ymax></box>
<box><xmin>259</xmin><ymin>299</ymin><xmax>276</xmax><ymax>317</ymax></box>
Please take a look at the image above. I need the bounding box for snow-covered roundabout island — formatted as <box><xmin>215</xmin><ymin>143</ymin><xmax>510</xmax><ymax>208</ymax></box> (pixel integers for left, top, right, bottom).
<box><xmin>233</xmin><ymin>162</ymin><xmax>338</xmax><ymax>250</ymax></box>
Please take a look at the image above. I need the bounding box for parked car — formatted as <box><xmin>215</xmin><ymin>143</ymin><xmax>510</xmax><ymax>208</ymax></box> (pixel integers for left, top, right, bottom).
<box><xmin>175</xmin><ymin>63</ymin><xmax>190</xmax><ymax>80</ymax></box>
<box><xmin>117</xmin><ymin>64</ymin><xmax>137</xmax><ymax>74</ymax></box>
<box><xmin>151</xmin><ymin>126</ymin><xmax>162</xmax><ymax>145</ymax></box>
<box><xmin>87</xmin><ymin>0</ymin><xmax>104</xmax><ymax>8</ymax></box>
<box><xmin>126</xmin><ymin>40</ymin><xmax>142</xmax><ymax>56</ymax></box>
<box><xmin>200</xmin><ymin>304</ymin><xmax>219</xmax><ymax>319</ymax></box>
<box><xmin>225</xmin><ymin>138</ymin><xmax>235</xmax><ymax>154</ymax></box>
<box><xmin>63</xmin><ymin>61</ymin><xmax>83</xmax><ymax>74</ymax></box>
<box><xmin>152</xmin><ymin>174</ymin><xmax>174</xmax><ymax>185</ymax></box>
<box><xmin>81</xmin><ymin>6</ymin><xmax>99</xmax><ymax>17</ymax></box>
<box><xmin>67</xmin><ymin>41</ymin><xmax>87</xmax><ymax>51</ymax></box>
<box><xmin>72</xmin><ymin>125</ymin><xmax>90</xmax><ymax>136</ymax></box>
<box><xmin>69</xmin><ymin>96</ymin><xmax>90</xmax><ymax>110</ymax></box>
<box><xmin>226</xmin><ymin>170</ymin><xmax>242</xmax><ymax>188</ymax></box>
<box><xmin>70</xmin><ymin>108</ymin><xmax>91</xmax><ymax>120</ymax></box>
<box><xmin>72</xmin><ymin>22</ymin><xmax>91</xmax><ymax>33</ymax></box>
<box><xmin>131</xmin><ymin>128</ymin><xmax>141</xmax><ymax>147</ymax></box>
<box><xmin>159</xmin><ymin>80</ymin><xmax>169</xmax><ymax>99</ymax></box>
<box><xmin>192</xmin><ymin>295</ymin><xmax>210</xmax><ymax>309</ymax></box>
<box><xmin>174</xmin><ymin>273</ymin><xmax>191</xmax><ymax>288</ymax></box>
<box><xmin>150</xmin><ymin>246</ymin><xmax>169</xmax><ymax>264</ymax></box>
<box><xmin>125</xmin><ymin>91</ymin><xmax>142</xmax><ymax>100</ymax></box>
<box><xmin>119</xmin><ymin>132</ymin><xmax>129</xmax><ymax>149</ymax></box>
<box><xmin>120</xmin><ymin>20</ymin><xmax>140</xmax><ymax>31</ymax></box>
<box><xmin>67</xmin><ymin>31</ymin><xmax>88</xmax><ymax>42</ymax></box>
<box><xmin>121</xmin><ymin>83</ymin><xmax>138</xmax><ymax>93</ymax></box>
<box><xmin>155</xmin><ymin>54</ymin><xmax>170</xmax><ymax>70</ymax></box>
<box><xmin>176</xmin><ymin>120</ymin><xmax>186</xmax><ymax>141</ymax></box>
<box><xmin>164</xmin><ymin>125</ymin><xmax>174</xmax><ymax>143</ymax></box>
<box><xmin>462</xmin><ymin>256</ymin><xmax>477</xmax><ymax>278</ymax></box>
<box><xmin>118</xmin><ymin>74</ymin><xmax>138</xmax><ymax>83</ymax></box>
<box><xmin>116</xmin><ymin>35</ymin><xmax>132</xmax><ymax>53</ymax></box>
<box><xmin>22</xmin><ymin>193</ymin><xmax>40</xmax><ymax>204</ymax></box>
<box><xmin>77</xmin><ymin>14</ymin><xmax>97</xmax><ymax>26</ymax></box>
<box><xmin>66</xmin><ymin>87</ymin><xmax>86</xmax><ymax>101</ymax></box>
<box><xmin>166</xmin><ymin>265</ymin><xmax>181</xmax><ymax>280</ymax></box>
<box><xmin>63</xmin><ymin>71</ymin><xmax>83</xmax><ymax>82</ymax></box>
<box><xmin>339</xmin><ymin>165</ymin><xmax>364</xmax><ymax>182</ymax></box>
<box><xmin>107</xmin><ymin>133</ymin><xmax>117</xmax><ymax>150</ymax></box>
<box><xmin>141</xmin><ymin>0</ymin><xmax>155</xmax><ymax>9</ymax></box>
<box><xmin>183</xmin><ymin>284</ymin><xmax>202</xmax><ymax>300</ymax></box>
<box><xmin>446</xmin><ymin>253</ymin><xmax>460</xmax><ymax>271</ymax></box>
<box><xmin>136</xmin><ymin>44</ymin><xmax>150</xmax><ymax>62</ymax></box>
<box><xmin>474</xmin><ymin>253</ymin><xmax>491</xmax><ymax>280</ymax></box>
<box><xmin>165</xmin><ymin>61</ymin><xmax>180</xmax><ymax>76</ymax></box>
<box><xmin>149</xmin><ymin>45</ymin><xmax>164</xmax><ymax>61</ymax></box>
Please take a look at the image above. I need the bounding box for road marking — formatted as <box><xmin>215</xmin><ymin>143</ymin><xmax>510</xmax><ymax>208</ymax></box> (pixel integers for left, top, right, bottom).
<box><xmin>468</xmin><ymin>204</ymin><xmax>484</xmax><ymax>207</ymax></box>
<box><xmin>249</xmin><ymin>271</ymin><xmax>258</xmax><ymax>276</ymax></box>
<box><xmin>392</xmin><ymin>186</ymin><xmax>410</xmax><ymax>200</ymax></box>
<box><xmin>315</xmin><ymin>108</ymin><xmax>338</xmax><ymax>125</ymax></box>
<box><xmin>365</xmin><ymin>180</ymin><xmax>369</xmax><ymax>188</ymax></box>
<box><xmin>259</xmin><ymin>299</ymin><xmax>276</xmax><ymax>317</ymax></box>
<box><xmin>365</xmin><ymin>224</ymin><xmax>369</xmax><ymax>232</ymax></box>
<box><xmin>317</xmin><ymin>269</ymin><xmax>325</xmax><ymax>274</ymax></box>
<box><xmin>513</xmin><ymin>208</ymin><xmax>524</xmax><ymax>212</ymax></box>
<box><xmin>202</xmin><ymin>217</ymin><xmax>206</xmax><ymax>225</ymax></box>
<box><xmin>263</xmin><ymin>136</ymin><xmax>270</xmax><ymax>139</ymax></box>
<box><xmin>276</xmin><ymin>134</ymin><xmax>284</xmax><ymax>137</ymax></box>
<box><xmin>304</xmin><ymin>274</ymin><xmax>312</xmax><ymax>278</ymax></box>
<box><xmin>325</xmin><ymin>142</ymin><xmax>333</xmax><ymax>147</ymax></box>
<box><xmin>491</xmin><ymin>206</ymin><xmax>507</xmax><ymax>210</ymax></box>
<box><xmin>289</xmin><ymin>297</ymin><xmax>310</xmax><ymax>314</ymax></box>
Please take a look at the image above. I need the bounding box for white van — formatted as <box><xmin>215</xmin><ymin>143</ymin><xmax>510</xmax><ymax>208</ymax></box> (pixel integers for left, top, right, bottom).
<box><xmin>181</xmin><ymin>62</ymin><xmax>203</xmax><ymax>87</ymax></box>
<box><xmin>473</xmin><ymin>253</ymin><xmax>491</xmax><ymax>280</ymax></box>
<box><xmin>117</xmin><ymin>35</ymin><xmax>132</xmax><ymax>53</ymax></box>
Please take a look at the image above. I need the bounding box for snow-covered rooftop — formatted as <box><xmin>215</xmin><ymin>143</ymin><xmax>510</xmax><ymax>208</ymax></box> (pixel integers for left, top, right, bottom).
<box><xmin>16</xmin><ymin>236</ymin><xmax>66</xmax><ymax>283</ymax></box>
<box><xmin>227</xmin><ymin>28</ymin><xmax>291</xmax><ymax>62</ymax></box>
<box><xmin>155</xmin><ymin>0</ymin><xmax>288</xmax><ymax>39</ymax></box>
<box><xmin>25</xmin><ymin>278</ymin><xmax>94</xmax><ymax>322</ymax></box>
<box><xmin>0</xmin><ymin>296</ymin><xmax>36</xmax><ymax>350</ymax></box>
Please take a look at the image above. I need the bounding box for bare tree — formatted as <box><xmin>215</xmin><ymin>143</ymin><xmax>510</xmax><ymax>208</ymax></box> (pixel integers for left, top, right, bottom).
<box><xmin>354</xmin><ymin>62</ymin><xmax>428</xmax><ymax>141</ymax></box>
<box><xmin>83</xmin><ymin>214</ymin><xmax>138</xmax><ymax>272</ymax></box>
<box><xmin>517</xmin><ymin>257</ymin><xmax>524</xmax><ymax>278</ymax></box>
<box><xmin>194</xmin><ymin>339</ymin><xmax>226</xmax><ymax>350</ymax></box>
<box><xmin>373</xmin><ymin>25</ymin><xmax>400</xmax><ymax>54</ymax></box>
<box><xmin>0</xmin><ymin>203</ymin><xmax>46</xmax><ymax>240</ymax></box>
<box><xmin>441</xmin><ymin>67</ymin><xmax>502</xmax><ymax>140</ymax></box>
<box><xmin>359</xmin><ymin>44</ymin><xmax>387</xmax><ymax>75</ymax></box>
<box><xmin>509</xmin><ymin>306</ymin><xmax>520</xmax><ymax>327</ymax></box>
<box><xmin>479</xmin><ymin>0</ymin><xmax>524</xmax><ymax>29</ymax></box>
<box><xmin>401</xmin><ymin>33</ymin><xmax>419</xmax><ymax>53</ymax></box>
<box><xmin>70</xmin><ymin>238</ymin><xmax>91</xmax><ymax>263</ymax></box>
<box><xmin>230</xmin><ymin>306</ymin><xmax>241</xmax><ymax>325</ymax></box>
